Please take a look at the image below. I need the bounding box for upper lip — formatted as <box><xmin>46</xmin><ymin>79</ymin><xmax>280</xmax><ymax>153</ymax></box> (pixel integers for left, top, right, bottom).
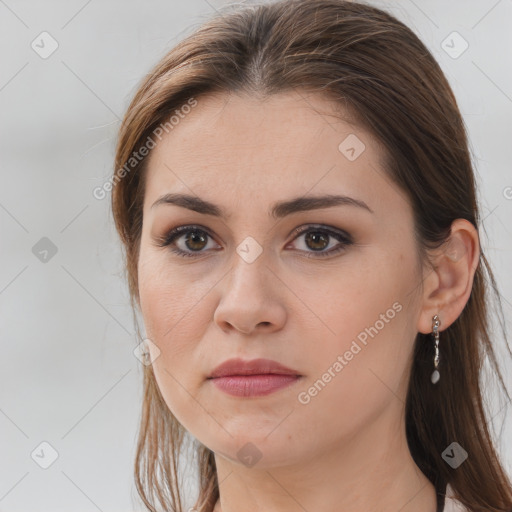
<box><xmin>208</xmin><ymin>358</ymin><xmax>301</xmax><ymax>378</ymax></box>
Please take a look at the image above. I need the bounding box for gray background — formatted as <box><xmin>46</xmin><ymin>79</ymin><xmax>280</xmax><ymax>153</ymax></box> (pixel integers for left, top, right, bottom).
<box><xmin>1</xmin><ymin>0</ymin><xmax>511</xmax><ymax>510</ymax></box>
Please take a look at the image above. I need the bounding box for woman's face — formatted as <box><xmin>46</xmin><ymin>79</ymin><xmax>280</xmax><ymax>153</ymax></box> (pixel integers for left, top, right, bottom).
<box><xmin>137</xmin><ymin>90</ymin><xmax>425</xmax><ymax>468</ymax></box>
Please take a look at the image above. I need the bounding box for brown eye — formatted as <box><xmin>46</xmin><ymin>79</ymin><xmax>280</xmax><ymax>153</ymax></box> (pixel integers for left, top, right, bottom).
<box><xmin>288</xmin><ymin>225</ymin><xmax>353</xmax><ymax>258</ymax></box>
<box><xmin>158</xmin><ymin>225</ymin><xmax>220</xmax><ymax>258</ymax></box>
<box><xmin>304</xmin><ymin>231</ymin><xmax>330</xmax><ymax>251</ymax></box>
<box><xmin>183</xmin><ymin>230</ymin><xmax>209</xmax><ymax>251</ymax></box>
<box><xmin>157</xmin><ymin>224</ymin><xmax>352</xmax><ymax>259</ymax></box>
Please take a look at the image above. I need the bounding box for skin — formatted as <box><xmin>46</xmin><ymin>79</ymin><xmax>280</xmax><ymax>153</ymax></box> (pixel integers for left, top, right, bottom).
<box><xmin>137</xmin><ymin>90</ymin><xmax>480</xmax><ymax>512</ymax></box>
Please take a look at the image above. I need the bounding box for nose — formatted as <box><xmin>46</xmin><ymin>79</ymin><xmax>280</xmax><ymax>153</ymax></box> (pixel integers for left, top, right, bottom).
<box><xmin>213</xmin><ymin>255</ymin><xmax>286</xmax><ymax>335</ymax></box>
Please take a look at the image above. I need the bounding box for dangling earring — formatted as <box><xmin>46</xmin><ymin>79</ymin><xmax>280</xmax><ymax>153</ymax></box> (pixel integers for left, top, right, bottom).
<box><xmin>431</xmin><ymin>314</ymin><xmax>441</xmax><ymax>384</ymax></box>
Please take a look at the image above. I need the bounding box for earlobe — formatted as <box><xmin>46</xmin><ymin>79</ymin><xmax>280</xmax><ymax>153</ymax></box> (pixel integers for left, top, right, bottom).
<box><xmin>416</xmin><ymin>219</ymin><xmax>480</xmax><ymax>335</ymax></box>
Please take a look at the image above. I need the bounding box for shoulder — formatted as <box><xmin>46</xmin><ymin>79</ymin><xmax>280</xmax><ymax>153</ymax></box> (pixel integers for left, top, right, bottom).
<box><xmin>443</xmin><ymin>483</ymin><xmax>469</xmax><ymax>512</ymax></box>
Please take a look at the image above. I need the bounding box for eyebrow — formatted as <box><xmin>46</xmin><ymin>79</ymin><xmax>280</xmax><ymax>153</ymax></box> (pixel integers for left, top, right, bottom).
<box><xmin>151</xmin><ymin>193</ymin><xmax>373</xmax><ymax>218</ymax></box>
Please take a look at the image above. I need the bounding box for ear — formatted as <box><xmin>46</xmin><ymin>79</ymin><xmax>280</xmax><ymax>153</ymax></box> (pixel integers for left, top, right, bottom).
<box><xmin>417</xmin><ymin>219</ymin><xmax>480</xmax><ymax>334</ymax></box>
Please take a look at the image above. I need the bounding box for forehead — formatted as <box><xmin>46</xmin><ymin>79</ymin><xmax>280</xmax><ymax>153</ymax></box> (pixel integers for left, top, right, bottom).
<box><xmin>142</xmin><ymin>90</ymin><xmax>397</xmax><ymax>217</ymax></box>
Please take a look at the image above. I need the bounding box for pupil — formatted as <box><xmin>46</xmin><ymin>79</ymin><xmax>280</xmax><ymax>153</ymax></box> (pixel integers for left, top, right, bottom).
<box><xmin>186</xmin><ymin>231</ymin><xmax>207</xmax><ymax>251</ymax></box>
<box><xmin>306</xmin><ymin>232</ymin><xmax>328</xmax><ymax>251</ymax></box>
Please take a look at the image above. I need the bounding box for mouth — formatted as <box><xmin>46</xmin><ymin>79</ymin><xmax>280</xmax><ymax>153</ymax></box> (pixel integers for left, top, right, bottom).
<box><xmin>207</xmin><ymin>357</ymin><xmax>302</xmax><ymax>397</ymax></box>
<box><xmin>208</xmin><ymin>374</ymin><xmax>303</xmax><ymax>397</ymax></box>
<box><xmin>207</xmin><ymin>358</ymin><xmax>303</xmax><ymax>397</ymax></box>
<box><xmin>208</xmin><ymin>357</ymin><xmax>301</xmax><ymax>378</ymax></box>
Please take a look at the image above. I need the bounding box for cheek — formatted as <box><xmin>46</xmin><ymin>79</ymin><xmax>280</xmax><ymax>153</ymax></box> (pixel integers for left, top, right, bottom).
<box><xmin>295</xmin><ymin>303</ymin><xmax>413</xmax><ymax>445</ymax></box>
<box><xmin>137</xmin><ymin>257</ymin><xmax>210</xmax><ymax>426</ymax></box>
<box><xmin>138</xmin><ymin>253</ymin><xmax>199</xmax><ymax>358</ymax></box>
<box><xmin>300</xmin><ymin>253</ymin><xmax>417</xmax><ymax>413</ymax></box>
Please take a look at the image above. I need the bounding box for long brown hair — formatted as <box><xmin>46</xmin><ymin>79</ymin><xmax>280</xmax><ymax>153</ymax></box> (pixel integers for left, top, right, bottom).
<box><xmin>111</xmin><ymin>1</ymin><xmax>512</xmax><ymax>510</ymax></box>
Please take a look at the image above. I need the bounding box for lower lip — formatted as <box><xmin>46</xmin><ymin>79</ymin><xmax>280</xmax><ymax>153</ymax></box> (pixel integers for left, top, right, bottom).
<box><xmin>209</xmin><ymin>374</ymin><xmax>301</xmax><ymax>397</ymax></box>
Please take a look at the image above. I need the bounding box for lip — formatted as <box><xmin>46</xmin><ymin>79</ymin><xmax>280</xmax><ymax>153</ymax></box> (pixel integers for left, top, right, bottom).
<box><xmin>207</xmin><ymin>358</ymin><xmax>302</xmax><ymax>398</ymax></box>
<box><xmin>208</xmin><ymin>358</ymin><xmax>300</xmax><ymax>379</ymax></box>
<box><xmin>210</xmin><ymin>374</ymin><xmax>302</xmax><ymax>397</ymax></box>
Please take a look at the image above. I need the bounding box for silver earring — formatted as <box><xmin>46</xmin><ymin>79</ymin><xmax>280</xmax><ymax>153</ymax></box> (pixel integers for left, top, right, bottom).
<box><xmin>431</xmin><ymin>315</ymin><xmax>441</xmax><ymax>384</ymax></box>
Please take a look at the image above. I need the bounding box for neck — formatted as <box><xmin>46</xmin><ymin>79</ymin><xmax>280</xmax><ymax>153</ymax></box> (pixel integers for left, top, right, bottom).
<box><xmin>212</xmin><ymin>404</ymin><xmax>437</xmax><ymax>512</ymax></box>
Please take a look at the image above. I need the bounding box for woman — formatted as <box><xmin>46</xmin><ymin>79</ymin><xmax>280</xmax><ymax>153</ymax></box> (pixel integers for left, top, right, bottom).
<box><xmin>111</xmin><ymin>1</ymin><xmax>512</xmax><ymax>511</ymax></box>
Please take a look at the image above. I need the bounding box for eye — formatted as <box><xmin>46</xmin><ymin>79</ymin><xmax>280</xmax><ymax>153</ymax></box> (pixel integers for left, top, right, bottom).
<box><xmin>156</xmin><ymin>225</ymin><xmax>220</xmax><ymax>258</ymax></box>
<box><xmin>286</xmin><ymin>225</ymin><xmax>353</xmax><ymax>258</ymax></box>
<box><xmin>156</xmin><ymin>224</ymin><xmax>353</xmax><ymax>259</ymax></box>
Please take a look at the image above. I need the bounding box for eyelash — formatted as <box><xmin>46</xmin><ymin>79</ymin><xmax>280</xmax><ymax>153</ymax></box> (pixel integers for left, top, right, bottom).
<box><xmin>156</xmin><ymin>224</ymin><xmax>353</xmax><ymax>259</ymax></box>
